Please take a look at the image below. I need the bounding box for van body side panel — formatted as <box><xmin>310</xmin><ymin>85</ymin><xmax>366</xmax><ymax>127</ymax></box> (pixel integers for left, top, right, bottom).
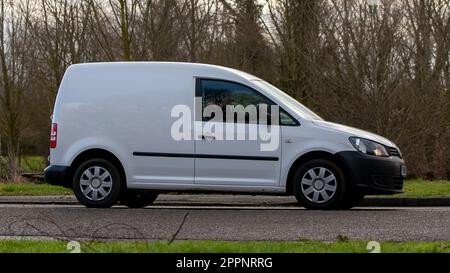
<box><xmin>53</xmin><ymin>64</ymin><xmax>196</xmax><ymax>187</ymax></box>
<box><xmin>280</xmin><ymin>124</ymin><xmax>356</xmax><ymax>187</ymax></box>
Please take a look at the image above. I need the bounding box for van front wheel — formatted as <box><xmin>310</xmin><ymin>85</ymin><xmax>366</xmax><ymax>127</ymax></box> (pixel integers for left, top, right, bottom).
<box><xmin>293</xmin><ymin>159</ymin><xmax>347</xmax><ymax>210</ymax></box>
<box><xmin>120</xmin><ymin>191</ymin><xmax>158</xmax><ymax>208</ymax></box>
<box><xmin>73</xmin><ymin>158</ymin><xmax>122</xmax><ymax>208</ymax></box>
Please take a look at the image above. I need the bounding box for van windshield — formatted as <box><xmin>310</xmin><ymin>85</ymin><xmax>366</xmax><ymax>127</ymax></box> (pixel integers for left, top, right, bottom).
<box><xmin>252</xmin><ymin>80</ymin><xmax>323</xmax><ymax>121</ymax></box>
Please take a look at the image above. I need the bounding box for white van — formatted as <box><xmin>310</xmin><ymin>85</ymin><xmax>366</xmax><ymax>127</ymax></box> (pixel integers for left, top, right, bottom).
<box><xmin>44</xmin><ymin>62</ymin><xmax>406</xmax><ymax>209</ymax></box>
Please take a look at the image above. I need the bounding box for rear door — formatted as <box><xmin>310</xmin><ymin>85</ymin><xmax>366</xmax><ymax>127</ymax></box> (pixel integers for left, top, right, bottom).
<box><xmin>194</xmin><ymin>79</ymin><xmax>281</xmax><ymax>186</ymax></box>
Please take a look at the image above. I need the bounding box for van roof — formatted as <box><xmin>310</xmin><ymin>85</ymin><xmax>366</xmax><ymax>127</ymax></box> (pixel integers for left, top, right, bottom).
<box><xmin>69</xmin><ymin>62</ymin><xmax>260</xmax><ymax>82</ymax></box>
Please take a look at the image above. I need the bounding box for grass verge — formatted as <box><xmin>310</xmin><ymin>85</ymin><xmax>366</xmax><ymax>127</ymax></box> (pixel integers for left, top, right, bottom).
<box><xmin>0</xmin><ymin>240</ymin><xmax>450</xmax><ymax>253</ymax></box>
<box><xmin>20</xmin><ymin>156</ymin><xmax>47</xmax><ymax>172</ymax></box>
<box><xmin>383</xmin><ymin>179</ymin><xmax>450</xmax><ymax>198</ymax></box>
<box><xmin>0</xmin><ymin>183</ymin><xmax>72</xmax><ymax>196</ymax></box>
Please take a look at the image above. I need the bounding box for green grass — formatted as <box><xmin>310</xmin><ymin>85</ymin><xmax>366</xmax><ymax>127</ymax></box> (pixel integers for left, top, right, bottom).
<box><xmin>20</xmin><ymin>156</ymin><xmax>47</xmax><ymax>172</ymax></box>
<box><xmin>383</xmin><ymin>179</ymin><xmax>450</xmax><ymax>198</ymax></box>
<box><xmin>0</xmin><ymin>183</ymin><xmax>72</xmax><ymax>196</ymax></box>
<box><xmin>0</xmin><ymin>155</ymin><xmax>71</xmax><ymax>196</ymax></box>
<box><xmin>0</xmin><ymin>156</ymin><xmax>46</xmax><ymax>174</ymax></box>
<box><xmin>0</xmin><ymin>240</ymin><xmax>450</xmax><ymax>253</ymax></box>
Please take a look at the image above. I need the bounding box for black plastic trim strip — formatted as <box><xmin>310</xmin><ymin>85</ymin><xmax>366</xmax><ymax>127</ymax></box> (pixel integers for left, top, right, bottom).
<box><xmin>133</xmin><ymin>152</ymin><xmax>279</xmax><ymax>161</ymax></box>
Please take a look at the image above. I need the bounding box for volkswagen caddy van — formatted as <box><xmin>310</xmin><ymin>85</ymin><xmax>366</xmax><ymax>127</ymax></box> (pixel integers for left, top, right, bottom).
<box><xmin>44</xmin><ymin>62</ymin><xmax>406</xmax><ymax>209</ymax></box>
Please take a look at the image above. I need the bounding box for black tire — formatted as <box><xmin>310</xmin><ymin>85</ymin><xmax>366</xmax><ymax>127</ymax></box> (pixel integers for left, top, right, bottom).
<box><xmin>73</xmin><ymin>158</ymin><xmax>122</xmax><ymax>208</ymax></box>
<box><xmin>293</xmin><ymin>159</ymin><xmax>347</xmax><ymax>210</ymax></box>
<box><xmin>120</xmin><ymin>191</ymin><xmax>158</xmax><ymax>208</ymax></box>
<box><xmin>340</xmin><ymin>192</ymin><xmax>365</xmax><ymax>209</ymax></box>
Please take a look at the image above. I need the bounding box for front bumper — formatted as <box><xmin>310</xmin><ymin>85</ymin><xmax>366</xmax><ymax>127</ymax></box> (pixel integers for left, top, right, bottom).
<box><xmin>336</xmin><ymin>151</ymin><xmax>406</xmax><ymax>195</ymax></box>
<box><xmin>44</xmin><ymin>165</ymin><xmax>72</xmax><ymax>188</ymax></box>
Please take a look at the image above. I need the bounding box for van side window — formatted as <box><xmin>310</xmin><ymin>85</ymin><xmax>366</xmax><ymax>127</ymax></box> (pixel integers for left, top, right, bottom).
<box><xmin>199</xmin><ymin>79</ymin><xmax>274</xmax><ymax>124</ymax></box>
<box><xmin>280</xmin><ymin>110</ymin><xmax>298</xmax><ymax>126</ymax></box>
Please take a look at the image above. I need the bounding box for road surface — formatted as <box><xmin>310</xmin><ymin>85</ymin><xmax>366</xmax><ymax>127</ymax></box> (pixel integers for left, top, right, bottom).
<box><xmin>0</xmin><ymin>203</ymin><xmax>449</xmax><ymax>242</ymax></box>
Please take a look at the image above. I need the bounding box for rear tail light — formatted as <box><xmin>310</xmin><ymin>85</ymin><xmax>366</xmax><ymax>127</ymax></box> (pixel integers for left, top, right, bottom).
<box><xmin>50</xmin><ymin>123</ymin><xmax>57</xmax><ymax>149</ymax></box>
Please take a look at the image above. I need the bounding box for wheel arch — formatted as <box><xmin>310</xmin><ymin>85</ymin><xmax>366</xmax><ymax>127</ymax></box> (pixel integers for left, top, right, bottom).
<box><xmin>70</xmin><ymin>148</ymin><xmax>127</xmax><ymax>190</ymax></box>
<box><xmin>285</xmin><ymin>151</ymin><xmax>352</xmax><ymax>195</ymax></box>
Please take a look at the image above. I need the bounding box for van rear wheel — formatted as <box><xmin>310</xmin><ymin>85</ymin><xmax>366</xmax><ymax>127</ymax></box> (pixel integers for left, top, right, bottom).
<box><xmin>120</xmin><ymin>191</ymin><xmax>158</xmax><ymax>208</ymax></box>
<box><xmin>73</xmin><ymin>158</ymin><xmax>122</xmax><ymax>208</ymax></box>
<box><xmin>293</xmin><ymin>159</ymin><xmax>347</xmax><ymax>210</ymax></box>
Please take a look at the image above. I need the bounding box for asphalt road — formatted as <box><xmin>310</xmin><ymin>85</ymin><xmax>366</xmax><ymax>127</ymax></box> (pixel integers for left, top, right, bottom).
<box><xmin>1</xmin><ymin>204</ymin><xmax>449</xmax><ymax>242</ymax></box>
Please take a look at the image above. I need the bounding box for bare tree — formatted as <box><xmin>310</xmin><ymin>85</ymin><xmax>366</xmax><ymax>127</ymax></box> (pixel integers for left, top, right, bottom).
<box><xmin>137</xmin><ymin>0</ymin><xmax>181</xmax><ymax>60</ymax></box>
<box><xmin>86</xmin><ymin>0</ymin><xmax>137</xmax><ymax>61</ymax></box>
<box><xmin>215</xmin><ymin>0</ymin><xmax>274</xmax><ymax>79</ymax></box>
<box><xmin>176</xmin><ymin>0</ymin><xmax>220</xmax><ymax>62</ymax></box>
<box><xmin>26</xmin><ymin>0</ymin><xmax>91</xmax><ymax>119</ymax></box>
<box><xmin>0</xmin><ymin>0</ymin><xmax>34</xmax><ymax>181</ymax></box>
<box><xmin>266</xmin><ymin>0</ymin><xmax>321</xmax><ymax>103</ymax></box>
<box><xmin>0</xmin><ymin>0</ymin><xmax>448</xmax><ymax>180</ymax></box>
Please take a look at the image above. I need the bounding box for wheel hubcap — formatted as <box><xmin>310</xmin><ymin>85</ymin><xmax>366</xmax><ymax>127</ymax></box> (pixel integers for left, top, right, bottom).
<box><xmin>91</xmin><ymin>178</ymin><xmax>101</xmax><ymax>188</ymax></box>
<box><xmin>313</xmin><ymin>179</ymin><xmax>324</xmax><ymax>190</ymax></box>
<box><xmin>80</xmin><ymin>166</ymin><xmax>113</xmax><ymax>201</ymax></box>
<box><xmin>301</xmin><ymin>167</ymin><xmax>337</xmax><ymax>204</ymax></box>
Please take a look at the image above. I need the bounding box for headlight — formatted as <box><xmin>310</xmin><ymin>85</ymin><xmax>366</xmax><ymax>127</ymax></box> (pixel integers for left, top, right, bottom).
<box><xmin>349</xmin><ymin>137</ymin><xmax>389</xmax><ymax>157</ymax></box>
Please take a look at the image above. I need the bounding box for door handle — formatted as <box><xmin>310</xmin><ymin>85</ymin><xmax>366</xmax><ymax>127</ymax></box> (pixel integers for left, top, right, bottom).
<box><xmin>201</xmin><ymin>135</ymin><xmax>216</xmax><ymax>141</ymax></box>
